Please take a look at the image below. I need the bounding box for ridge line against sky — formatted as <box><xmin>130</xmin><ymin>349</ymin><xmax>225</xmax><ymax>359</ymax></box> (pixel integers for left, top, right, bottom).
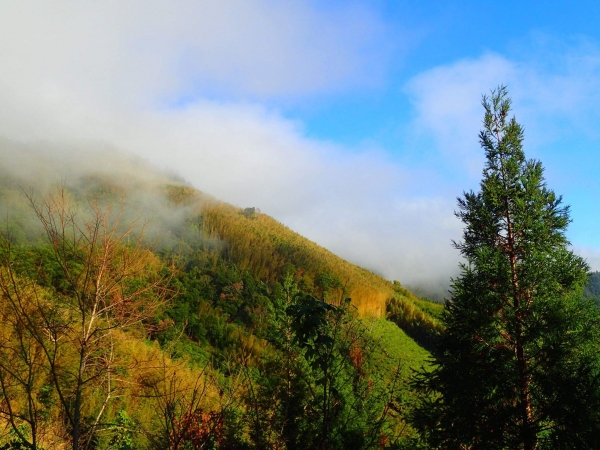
<box><xmin>1</xmin><ymin>0</ymin><xmax>599</xmax><ymax>299</ymax></box>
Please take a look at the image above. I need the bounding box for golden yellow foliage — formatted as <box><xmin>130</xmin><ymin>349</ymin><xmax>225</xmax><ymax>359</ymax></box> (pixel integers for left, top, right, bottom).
<box><xmin>202</xmin><ymin>203</ymin><xmax>403</xmax><ymax>316</ymax></box>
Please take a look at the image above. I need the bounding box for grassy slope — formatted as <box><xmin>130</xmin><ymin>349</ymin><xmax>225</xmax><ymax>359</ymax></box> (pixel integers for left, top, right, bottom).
<box><xmin>167</xmin><ymin>185</ymin><xmax>436</xmax><ymax>398</ymax></box>
<box><xmin>368</xmin><ymin>319</ymin><xmax>431</xmax><ymax>377</ymax></box>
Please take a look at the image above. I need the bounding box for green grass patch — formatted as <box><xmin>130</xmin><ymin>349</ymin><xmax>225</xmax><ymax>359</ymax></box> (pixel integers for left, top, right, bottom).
<box><xmin>366</xmin><ymin>318</ymin><xmax>431</xmax><ymax>382</ymax></box>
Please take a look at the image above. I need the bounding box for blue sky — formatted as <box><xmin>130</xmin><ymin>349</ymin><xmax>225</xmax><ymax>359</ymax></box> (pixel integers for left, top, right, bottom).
<box><xmin>299</xmin><ymin>2</ymin><xmax>600</xmax><ymax>255</ymax></box>
<box><xmin>291</xmin><ymin>1</ymin><xmax>600</xmax><ymax>249</ymax></box>
<box><xmin>0</xmin><ymin>1</ymin><xmax>599</xmax><ymax>297</ymax></box>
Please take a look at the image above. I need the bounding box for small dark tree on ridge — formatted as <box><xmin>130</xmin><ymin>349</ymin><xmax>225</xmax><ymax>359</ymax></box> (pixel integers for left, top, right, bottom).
<box><xmin>412</xmin><ymin>86</ymin><xmax>600</xmax><ymax>449</ymax></box>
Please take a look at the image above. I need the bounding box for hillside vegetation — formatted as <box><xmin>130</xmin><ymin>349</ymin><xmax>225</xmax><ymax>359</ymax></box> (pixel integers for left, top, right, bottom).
<box><xmin>205</xmin><ymin>202</ymin><xmax>396</xmax><ymax>315</ymax></box>
<box><xmin>584</xmin><ymin>271</ymin><xmax>600</xmax><ymax>307</ymax></box>
<box><xmin>0</xmin><ymin>142</ymin><xmax>443</xmax><ymax>449</ymax></box>
<box><xmin>166</xmin><ymin>184</ymin><xmax>442</xmax><ymax>342</ymax></box>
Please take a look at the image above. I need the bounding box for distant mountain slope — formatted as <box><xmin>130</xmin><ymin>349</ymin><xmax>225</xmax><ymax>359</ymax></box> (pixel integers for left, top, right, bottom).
<box><xmin>585</xmin><ymin>271</ymin><xmax>600</xmax><ymax>307</ymax></box>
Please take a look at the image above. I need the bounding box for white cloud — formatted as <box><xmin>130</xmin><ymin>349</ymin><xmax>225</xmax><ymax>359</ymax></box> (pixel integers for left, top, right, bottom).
<box><xmin>404</xmin><ymin>53</ymin><xmax>516</xmax><ymax>175</ymax></box>
<box><xmin>404</xmin><ymin>37</ymin><xmax>600</xmax><ymax>177</ymax></box>
<box><xmin>0</xmin><ymin>0</ymin><xmax>389</xmax><ymax>107</ymax></box>
<box><xmin>0</xmin><ymin>0</ymin><xmax>460</xmax><ymax>300</ymax></box>
<box><xmin>573</xmin><ymin>246</ymin><xmax>600</xmax><ymax>273</ymax></box>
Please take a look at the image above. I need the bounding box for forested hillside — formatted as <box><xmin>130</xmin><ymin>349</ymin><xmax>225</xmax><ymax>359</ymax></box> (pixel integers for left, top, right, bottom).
<box><xmin>0</xmin><ymin>142</ymin><xmax>440</xmax><ymax>449</ymax></box>
<box><xmin>584</xmin><ymin>271</ymin><xmax>600</xmax><ymax>307</ymax></box>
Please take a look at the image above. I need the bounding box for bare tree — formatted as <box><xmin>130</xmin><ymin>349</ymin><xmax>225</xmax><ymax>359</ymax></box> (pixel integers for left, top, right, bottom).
<box><xmin>142</xmin><ymin>354</ymin><xmax>242</xmax><ymax>450</ymax></box>
<box><xmin>0</xmin><ymin>187</ymin><xmax>173</xmax><ymax>449</ymax></box>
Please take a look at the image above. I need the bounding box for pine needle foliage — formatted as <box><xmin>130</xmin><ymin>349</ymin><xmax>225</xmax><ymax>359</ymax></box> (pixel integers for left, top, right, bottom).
<box><xmin>412</xmin><ymin>86</ymin><xmax>600</xmax><ymax>449</ymax></box>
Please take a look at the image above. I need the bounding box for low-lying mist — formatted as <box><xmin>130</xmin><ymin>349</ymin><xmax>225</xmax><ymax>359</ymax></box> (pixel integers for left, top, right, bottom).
<box><xmin>0</xmin><ymin>139</ymin><xmax>222</xmax><ymax>254</ymax></box>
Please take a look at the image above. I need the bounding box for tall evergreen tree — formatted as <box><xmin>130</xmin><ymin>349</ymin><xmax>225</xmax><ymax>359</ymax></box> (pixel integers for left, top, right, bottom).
<box><xmin>412</xmin><ymin>86</ymin><xmax>600</xmax><ymax>449</ymax></box>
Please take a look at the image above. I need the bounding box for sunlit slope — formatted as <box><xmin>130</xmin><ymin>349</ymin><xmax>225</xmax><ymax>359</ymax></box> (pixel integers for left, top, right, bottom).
<box><xmin>198</xmin><ymin>201</ymin><xmax>435</xmax><ymax>325</ymax></box>
<box><xmin>201</xmin><ymin>202</ymin><xmax>390</xmax><ymax>315</ymax></box>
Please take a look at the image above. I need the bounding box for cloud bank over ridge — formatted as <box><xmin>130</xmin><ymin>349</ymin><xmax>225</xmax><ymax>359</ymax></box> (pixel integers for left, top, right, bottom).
<box><xmin>1</xmin><ymin>2</ymin><xmax>600</xmax><ymax>299</ymax></box>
